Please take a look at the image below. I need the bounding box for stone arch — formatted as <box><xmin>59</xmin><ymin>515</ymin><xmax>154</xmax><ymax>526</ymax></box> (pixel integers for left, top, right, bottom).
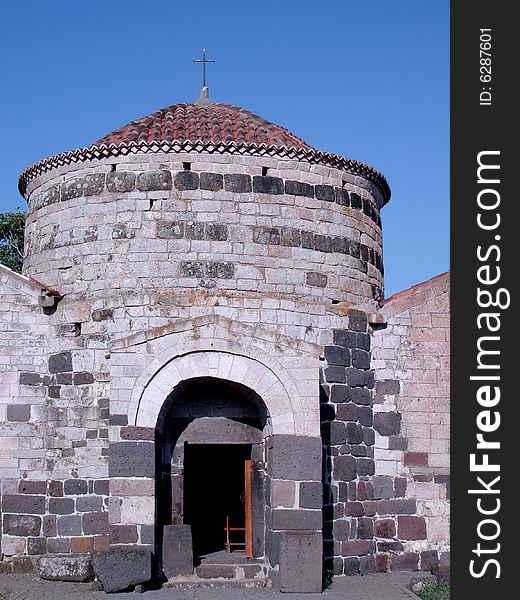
<box><xmin>131</xmin><ymin>346</ymin><xmax>304</xmax><ymax>435</ymax></box>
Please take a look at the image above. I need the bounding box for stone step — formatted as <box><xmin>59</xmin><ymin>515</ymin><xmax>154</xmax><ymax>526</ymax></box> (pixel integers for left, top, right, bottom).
<box><xmin>196</xmin><ymin>562</ymin><xmax>267</xmax><ymax>580</ymax></box>
<box><xmin>166</xmin><ymin>578</ymin><xmax>269</xmax><ymax>589</ymax></box>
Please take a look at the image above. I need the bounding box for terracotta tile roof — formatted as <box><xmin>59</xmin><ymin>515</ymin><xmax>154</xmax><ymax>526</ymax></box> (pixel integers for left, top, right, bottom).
<box><xmin>94</xmin><ymin>102</ymin><xmax>313</xmax><ymax>150</ymax></box>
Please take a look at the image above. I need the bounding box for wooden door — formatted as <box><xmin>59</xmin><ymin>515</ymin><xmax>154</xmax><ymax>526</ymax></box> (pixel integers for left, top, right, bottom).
<box><xmin>244</xmin><ymin>459</ymin><xmax>253</xmax><ymax>558</ymax></box>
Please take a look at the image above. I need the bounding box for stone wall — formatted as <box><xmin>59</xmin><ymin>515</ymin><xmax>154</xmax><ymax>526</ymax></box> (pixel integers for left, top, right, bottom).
<box><xmin>1</xmin><ymin>144</ymin><xmax>452</xmax><ymax>589</ymax></box>
<box><xmin>0</xmin><ymin>267</ymin><xmax>50</xmax><ymax>557</ymax></box>
<box><xmin>371</xmin><ymin>272</ymin><xmax>450</xmax><ymax>572</ymax></box>
<box><xmin>0</xmin><ymin>265</ymin><xmax>111</xmax><ymax>560</ymax></box>
<box><xmin>23</xmin><ymin>152</ymin><xmax>384</xmax><ymax>313</ymax></box>
<box><xmin>320</xmin><ymin>308</ymin><xmax>378</xmax><ymax>577</ymax></box>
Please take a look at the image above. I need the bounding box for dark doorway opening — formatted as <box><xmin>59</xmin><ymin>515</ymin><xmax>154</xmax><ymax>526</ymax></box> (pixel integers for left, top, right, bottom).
<box><xmin>184</xmin><ymin>443</ymin><xmax>251</xmax><ymax>561</ymax></box>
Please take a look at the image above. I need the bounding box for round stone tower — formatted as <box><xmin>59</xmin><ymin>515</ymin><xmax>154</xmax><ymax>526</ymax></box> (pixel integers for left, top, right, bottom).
<box><xmin>8</xmin><ymin>92</ymin><xmax>391</xmax><ymax>590</ymax></box>
<box><xmin>21</xmin><ymin>98</ymin><xmax>388</xmax><ymax>317</ymax></box>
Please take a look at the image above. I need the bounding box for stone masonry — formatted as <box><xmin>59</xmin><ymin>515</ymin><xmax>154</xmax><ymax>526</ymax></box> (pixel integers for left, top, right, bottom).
<box><xmin>371</xmin><ymin>272</ymin><xmax>450</xmax><ymax>573</ymax></box>
<box><xmin>0</xmin><ymin>99</ymin><xmax>449</xmax><ymax>591</ymax></box>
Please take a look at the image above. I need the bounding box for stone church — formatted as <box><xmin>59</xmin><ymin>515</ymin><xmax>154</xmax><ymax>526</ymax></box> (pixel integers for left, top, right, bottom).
<box><xmin>0</xmin><ymin>82</ymin><xmax>450</xmax><ymax>592</ymax></box>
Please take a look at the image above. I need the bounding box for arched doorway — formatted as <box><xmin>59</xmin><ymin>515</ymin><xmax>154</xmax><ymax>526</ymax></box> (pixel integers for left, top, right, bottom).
<box><xmin>156</xmin><ymin>377</ymin><xmax>268</xmax><ymax>571</ymax></box>
<box><xmin>109</xmin><ymin>336</ymin><xmax>323</xmax><ymax>591</ymax></box>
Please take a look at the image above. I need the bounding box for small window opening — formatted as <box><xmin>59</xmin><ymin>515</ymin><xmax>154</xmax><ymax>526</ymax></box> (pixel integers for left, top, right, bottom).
<box><xmin>110</xmin><ymin>164</ymin><xmax>117</xmax><ymax>172</ymax></box>
<box><xmin>183</xmin><ymin>162</ymin><xmax>191</xmax><ymax>171</ymax></box>
<box><xmin>261</xmin><ymin>166</ymin><xmax>269</xmax><ymax>176</ymax></box>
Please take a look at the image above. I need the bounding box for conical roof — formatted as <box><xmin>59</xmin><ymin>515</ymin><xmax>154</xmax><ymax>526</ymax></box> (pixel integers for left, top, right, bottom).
<box><xmin>95</xmin><ymin>102</ymin><xmax>313</xmax><ymax>150</ymax></box>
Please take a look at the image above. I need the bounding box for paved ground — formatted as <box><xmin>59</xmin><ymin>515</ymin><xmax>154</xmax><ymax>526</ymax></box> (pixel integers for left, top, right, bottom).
<box><xmin>0</xmin><ymin>572</ymin><xmax>418</xmax><ymax>599</ymax></box>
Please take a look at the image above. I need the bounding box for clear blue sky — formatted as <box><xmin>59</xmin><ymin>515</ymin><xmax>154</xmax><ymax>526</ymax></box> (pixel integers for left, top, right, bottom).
<box><xmin>0</xmin><ymin>0</ymin><xmax>449</xmax><ymax>297</ymax></box>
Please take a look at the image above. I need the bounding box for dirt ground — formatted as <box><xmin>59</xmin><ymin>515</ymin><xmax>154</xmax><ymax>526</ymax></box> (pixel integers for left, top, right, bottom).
<box><xmin>0</xmin><ymin>571</ymin><xmax>419</xmax><ymax>600</ymax></box>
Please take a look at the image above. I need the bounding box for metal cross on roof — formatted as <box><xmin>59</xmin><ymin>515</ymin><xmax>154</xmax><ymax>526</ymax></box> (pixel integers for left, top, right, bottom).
<box><xmin>193</xmin><ymin>48</ymin><xmax>215</xmax><ymax>89</ymax></box>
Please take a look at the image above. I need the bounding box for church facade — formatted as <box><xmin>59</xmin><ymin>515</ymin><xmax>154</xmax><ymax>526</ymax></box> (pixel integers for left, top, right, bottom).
<box><xmin>0</xmin><ymin>95</ymin><xmax>449</xmax><ymax>592</ymax></box>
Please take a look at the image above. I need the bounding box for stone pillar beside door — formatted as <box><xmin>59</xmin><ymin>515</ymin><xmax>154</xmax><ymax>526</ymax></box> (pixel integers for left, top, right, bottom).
<box><xmin>266</xmin><ymin>434</ymin><xmax>323</xmax><ymax>593</ymax></box>
<box><xmin>107</xmin><ymin>426</ymin><xmax>156</xmax><ymax>550</ymax></box>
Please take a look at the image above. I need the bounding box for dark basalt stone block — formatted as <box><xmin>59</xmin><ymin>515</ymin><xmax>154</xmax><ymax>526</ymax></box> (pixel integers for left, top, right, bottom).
<box><xmin>332</xmin><ymin>236</ymin><xmax>349</xmax><ymax>254</ymax></box>
<box><xmin>315</xmin><ymin>184</ymin><xmax>335</xmax><ymax>202</ymax></box>
<box><xmin>253</xmin><ymin>226</ymin><xmax>280</xmax><ymax>245</ymax></box>
<box><xmin>299</xmin><ymin>482</ymin><xmax>323</xmax><ymax>509</ymax></box>
<box><xmin>278</xmin><ymin>531</ymin><xmax>322</xmax><ymax>593</ymax></box>
<box><xmin>357</xmin><ymin>458</ymin><xmax>375</xmax><ymax>476</ymax></box>
<box><xmin>351</xmin><ymin>387</ymin><xmax>372</xmax><ymax>406</ymax></box>
<box><xmin>91</xmin><ymin>546</ymin><xmax>152</xmax><ymax>593</ymax></box>
<box><xmin>280</xmin><ymin>227</ymin><xmax>302</xmax><ymax>247</ymax></box>
<box><xmin>357</xmin><ymin>406</ymin><xmax>373</xmax><ymax>427</ymax></box>
<box><xmin>267</xmin><ymin>435</ymin><xmax>322</xmax><ymax>481</ymax></box>
<box><xmin>350</xmin><ymin>240</ymin><xmax>360</xmax><ymax>258</ymax></box>
<box><xmin>315</xmin><ymin>235</ymin><xmax>333</xmax><ymax>253</ymax></box>
<box><xmin>64</xmin><ymin>479</ymin><xmax>88</xmax><ymax>495</ymax></box>
<box><xmin>335</xmin><ymin>187</ymin><xmax>350</xmax><ymax>206</ymax></box>
<box><xmin>49</xmin><ymin>497</ymin><xmax>74</xmax><ymax>515</ymax></box>
<box><xmin>157</xmin><ymin>221</ymin><xmax>184</xmax><ymax>239</ymax></box>
<box><xmin>301</xmin><ymin>230</ymin><xmax>315</xmax><ymax>249</ymax></box>
<box><xmin>375</xmin><ymin>379</ymin><xmax>401</xmax><ymax>395</ymax></box>
<box><xmin>359</xmin><ymin>554</ymin><xmax>375</xmax><ymax>575</ymax></box>
<box><xmin>324</xmin><ymin>366</ymin><xmax>346</xmax><ymax>383</ymax></box>
<box><xmin>73</xmin><ymin>372</ymin><xmax>95</xmax><ymax>385</ymax></box>
<box><xmin>306</xmin><ymin>272</ymin><xmax>328</xmax><ymax>288</ymax></box>
<box><xmin>174</xmin><ymin>171</ymin><xmax>199</xmax><ymax>190</ymax></box>
<box><xmin>324</xmin><ymin>346</ymin><xmax>351</xmax><ymax>367</ymax></box>
<box><xmin>137</xmin><ymin>170</ymin><xmax>172</xmax><ymax>191</ymax></box>
<box><xmin>329</xmin><ymin>384</ymin><xmax>351</xmax><ymax>404</ymax></box>
<box><xmin>346</xmin><ymin>368</ymin><xmax>365</xmax><ymax>387</ymax></box>
<box><xmin>56</xmin><ymin>515</ymin><xmax>82</xmax><ymax>536</ymax></box>
<box><xmin>48</xmin><ymin>351</ymin><xmax>72</xmax><ymax>373</ymax></box>
<box><xmin>271</xmin><ymin>510</ymin><xmax>322</xmax><ymax>531</ymax></box>
<box><xmin>205</xmin><ymin>223</ymin><xmax>227</xmax><ymax>241</ymax></box>
<box><xmin>61</xmin><ymin>179</ymin><xmax>84</xmax><ymax>201</ymax></box>
<box><xmin>6</xmin><ymin>405</ymin><xmax>30</xmax><ymax>422</ymax></box>
<box><xmin>350</xmin><ymin>192</ymin><xmax>362</xmax><ymax>209</ymax></box>
<box><xmin>285</xmin><ymin>180</ymin><xmax>314</xmax><ymax>198</ymax></box>
<box><xmin>180</xmin><ymin>261</ymin><xmax>205</xmax><ymax>278</ymax></box>
<box><xmin>343</xmin><ymin>557</ymin><xmax>360</xmax><ymax>575</ymax></box>
<box><xmin>333</xmin><ymin>455</ymin><xmax>357</xmax><ymax>481</ymax></box>
<box><xmin>253</xmin><ymin>175</ymin><xmax>284</xmax><ymax>194</ymax></box>
<box><xmin>185</xmin><ymin>222</ymin><xmax>205</xmax><ymax>240</ymax></box>
<box><xmin>112</xmin><ymin>223</ymin><xmax>135</xmax><ymax>239</ymax></box>
<box><xmin>162</xmin><ymin>525</ymin><xmax>194</xmax><ymax>578</ymax></box>
<box><xmin>362</xmin><ymin>426</ymin><xmax>375</xmax><ymax>446</ymax></box>
<box><xmin>106</xmin><ymin>171</ymin><xmax>135</xmax><ymax>193</ymax></box>
<box><xmin>3</xmin><ymin>514</ymin><xmax>41</xmax><ymax>537</ymax></box>
<box><xmin>352</xmin><ymin>348</ymin><xmax>370</xmax><ymax>369</ymax></box>
<box><xmin>83</xmin><ymin>173</ymin><xmax>106</xmax><ymax>196</ymax></box>
<box><xmin>345</xmin><ymin>422</ymin><xmax>363</xmax><ymax>444</ymax></box>
<box><xmin>200</xmin><ymin>172</ymin><xmax>223</xmax><ymax>191</ymax></box>
<box><xmin>2</xmin><ymin>494</ymin><xmax>45</xmax><ymax>515</ymax></box>
<box><xmin>328</xmin><ymin>421</ymin><xmax>347</xmax><ymax>445</ymax></box>
<box><xmin>224</xmin><ymin>173</ymin><xmax>252</xmax><ymax>193</ymax></box>
<box><xmin>27</xmin><ymin>537</ymin><xmax>47</xmax><ymax>555</ymax></box>
<box><xmin>18</xmin><ymin>372</ymin><xmax>45</xmax><ymax>386</ymax></box>
<box><xmin>374</xmin><ymin>412</ymin><xmax>402</xmax><ymax>436</ymax></box>
<box><xmin>108</xmin><ymin>441</ymin><xmax>155</xmax><ymax>478</ymax></box>
<box><xmin>336</xmin><ymin>403</ymin><xmax>358</xmax><ymax>422</ymax></box>
<box><xmin>82</xmin><ymin>511</ymin><xmax>109</xmax><ymax>535</ymax></box>
<box><xmin>205</xmin><ymin>261</ymin><xmax>234</xmax><ymax>279</ymax></box>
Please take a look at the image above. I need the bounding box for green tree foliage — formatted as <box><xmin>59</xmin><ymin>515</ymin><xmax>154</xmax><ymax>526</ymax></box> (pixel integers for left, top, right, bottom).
<box><xmin>0</xmin><ymin>209</ymin><xmax>26</xmax><ymax>273</ymax></box>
